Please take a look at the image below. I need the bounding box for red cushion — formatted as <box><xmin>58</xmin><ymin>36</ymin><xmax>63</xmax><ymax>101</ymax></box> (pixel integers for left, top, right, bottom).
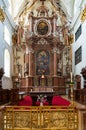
<box><xmin>19</xmin><ymin>96</ymin><xmax>32</xmax><ymax>106</ymax></box>
<box><xmin>24</xmin><ymin>96</ymin><xmax>32</xmax><ymax>101</ymax></box>
<box><xmin>52</xmin><ymin>96</ymin><xmax>70</xmax><ymax>106</ymax></box>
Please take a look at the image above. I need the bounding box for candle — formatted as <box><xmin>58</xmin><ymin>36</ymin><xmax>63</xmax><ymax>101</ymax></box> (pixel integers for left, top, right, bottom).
<box><xmin>70</xmin><ymin>72</ymin><xmax>73</xmax><ymax>82</ymax></box>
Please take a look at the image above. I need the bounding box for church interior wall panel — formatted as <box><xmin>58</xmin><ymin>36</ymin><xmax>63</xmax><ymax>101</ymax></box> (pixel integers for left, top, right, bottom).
<box><xmin>53</xmin><ymin>76</ymin><xmax>59</xmax><ymax>86</ymax></box>
<box><xmin>21</xmin><ymin>78</ymin><xmax>26</xmax><ymax>87</ymax></box>
<box><xmin>53</xmin><ymin>76</ymin><xmax>65</xmax><ymax>86</ymax></box>
<box><xmin>47</xmin><ymin>76</ymin><xmax>52</xmax><ymax>86</ymax></box>
<box><xmin>53</xmin><ymin>76</ymin><xmax>66</xmax><ymax>95</ymax></box>
<box><xmin>27</xmin><ymin>77</ymin><xmax>33</xmax><ymax>86</ymax></box>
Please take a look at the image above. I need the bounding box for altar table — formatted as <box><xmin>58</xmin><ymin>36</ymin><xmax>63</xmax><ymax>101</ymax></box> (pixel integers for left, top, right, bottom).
<box><xmin>29</xmin><ymin>91</ymin><xmax>55</xmax><ymax>105</ymax></box>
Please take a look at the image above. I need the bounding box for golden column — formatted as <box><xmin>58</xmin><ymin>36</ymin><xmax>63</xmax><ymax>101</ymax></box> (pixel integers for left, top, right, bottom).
<box><xmin>69</xmin><ymin>72</ymin><xmax>75</xmax><ymax>105</ymax></box>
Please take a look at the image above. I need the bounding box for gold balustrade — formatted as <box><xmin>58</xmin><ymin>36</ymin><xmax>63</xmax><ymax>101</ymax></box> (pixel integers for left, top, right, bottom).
<box><xmin>3</xmin><ymin>106</ymin><xmax>78</xmax><ymax>130</ymax></box>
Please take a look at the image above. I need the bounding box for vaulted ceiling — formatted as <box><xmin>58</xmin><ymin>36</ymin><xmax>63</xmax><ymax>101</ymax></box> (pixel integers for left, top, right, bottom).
<box><xmin>10</xmin><ymin>0</ymin><xmax>83</xmax><ymax>27</ymax></box>
<box><xmin>12</xmin><ymin>0</ymin><xmax>74</xmax><ymax>18</ymax></box>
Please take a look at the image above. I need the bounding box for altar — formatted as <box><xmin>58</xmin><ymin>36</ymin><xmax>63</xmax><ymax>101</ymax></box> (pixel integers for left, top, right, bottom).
<box><xmin>32</xmin><ymin>86</ymin><xmax>53</xmax><ymax>92</ymax></box>
<box><xmin>29</xmin><ymin>91</ymin><xmax>55</xmax><ymax>96</ymax></box>
<box><xmin>29</xmin><ymin>87</ymin><xmax>55</xmax><ymax>105</ymax></box>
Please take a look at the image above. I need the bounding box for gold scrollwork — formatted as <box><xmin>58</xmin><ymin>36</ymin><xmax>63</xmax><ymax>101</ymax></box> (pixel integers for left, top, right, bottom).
<box><xmin>3</xmin><ymin>106</ymin><xmax>78</xmax><ymax>130</ymax></box>
<box><xmin>68</xmin><ymin>34</ymin><xmax>74</xmax><ymax>44</ymax></box>
<box><xmin>12</xmin><ymin>33</ymin><xmax>17</xmax><ymax>45</ymax></box>
<box><xmin>0</xmin><ymin>8</ymin><xmax>5</xmax><ymax>22</ymax></box>
<box><xmin>81</xmin><ymin>7</ymin><xmax>86</xmax><ymax>22</ymax></box>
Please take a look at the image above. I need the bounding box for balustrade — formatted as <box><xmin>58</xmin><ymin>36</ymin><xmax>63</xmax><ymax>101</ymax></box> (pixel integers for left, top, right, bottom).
<box><xmin>3</xmin><ymin>106</ymin><xmax>78</xmax><ymax>130</ymax></box>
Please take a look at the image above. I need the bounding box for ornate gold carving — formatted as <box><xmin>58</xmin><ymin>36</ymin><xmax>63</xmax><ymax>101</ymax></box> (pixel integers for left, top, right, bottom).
<box><xmin>0</xmin><ymin>8</ymin><xmax>5</xmax><ymax>22</ymax></box>
<box><xmin>12</xmin><ymin>33</ymin><xmax>17</xmax><ymax>45</ymax></box>
<box><xmin>68</xmin><ymin>34</ymin><xmax>74</xmax><ymax>44</ymax></box>
<box><xmin>3</xmin><ymin>106</ymin><xmax>78</xmax><ymax>130</ymax></box>
<box><xmin>81</xmin><ymin>6</ymin><xmax>86</xmax><ymax>22</ymax></box>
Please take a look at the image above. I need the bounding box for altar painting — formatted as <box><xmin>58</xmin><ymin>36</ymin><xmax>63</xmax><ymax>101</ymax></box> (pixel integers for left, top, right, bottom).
<box><xmin>36</xmin><ymin>50</ymin><xmax>50</xmax><ymax>75</ymax></box>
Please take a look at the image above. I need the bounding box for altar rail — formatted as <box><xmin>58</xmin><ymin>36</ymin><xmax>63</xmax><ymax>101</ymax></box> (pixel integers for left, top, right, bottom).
<box><xmin>3</xmin><ymin>106</ymin><xmax>78</xmax><ymax>130</ymax></box>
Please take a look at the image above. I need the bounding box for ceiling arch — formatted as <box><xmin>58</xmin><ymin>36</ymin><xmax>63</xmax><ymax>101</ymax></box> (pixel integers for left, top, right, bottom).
<box><xmin>8</xmin><ymin>0</ymin><xmax>84</xmax><ymax>28</ymax></box>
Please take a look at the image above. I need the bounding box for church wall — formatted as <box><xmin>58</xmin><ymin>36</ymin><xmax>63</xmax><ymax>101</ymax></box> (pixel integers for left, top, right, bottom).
<box><xmin>0</xmin><ymin>0</ymin><xmax>15</xmax><ymax>89</ymax></box>
<box><xmin>0</xmin><ymin>22</ymin><xmax>4</xmax><ymax>67</ymax></box>
<box><xmin>72</xmin><ymin>10</ymin><xmax>86</xmax><ymax>88</ymax></box>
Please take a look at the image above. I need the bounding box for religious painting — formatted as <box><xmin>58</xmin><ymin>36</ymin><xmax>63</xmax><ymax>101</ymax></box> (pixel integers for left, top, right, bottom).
<box><xmin>75</xmin><ymin>46</ymin><xmax>82</xmax><ymax>65</ymax></box>
<box><xmin>37</xmin><ymin>21</ymin><xmax>48</xmax><ymax>35</ymax></box>
<box><xmin>36</xmin><ymin>50</ymin><xmax>50</xmax><ymax>75</ymax></box>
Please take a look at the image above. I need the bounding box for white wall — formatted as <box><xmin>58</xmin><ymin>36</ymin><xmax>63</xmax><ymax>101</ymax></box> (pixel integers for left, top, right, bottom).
<box><xmin>72</xmin><ymin>15</ymin><xmax>86</xmax><ymax>88</ymax></box>
<box><xmin>0</xmin><ymin>0</ymin><xmax>15</xmax><ymax>89</ymax></box>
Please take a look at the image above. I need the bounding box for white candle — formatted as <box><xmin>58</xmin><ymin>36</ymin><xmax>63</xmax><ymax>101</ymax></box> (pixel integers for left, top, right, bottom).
<box><xmin>70</xmin><ymin>72</ymin><xmax>73</xmax><ymax>82</ymax></box>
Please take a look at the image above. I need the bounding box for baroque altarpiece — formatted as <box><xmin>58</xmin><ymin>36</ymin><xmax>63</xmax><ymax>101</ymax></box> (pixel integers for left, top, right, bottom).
<box><xmin>12</xmin><ymin>0</ymin><xmax>72</xmax><ymax>93</ymax></box>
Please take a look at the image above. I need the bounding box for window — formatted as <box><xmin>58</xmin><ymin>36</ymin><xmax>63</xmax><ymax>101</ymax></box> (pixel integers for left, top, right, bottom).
<box><xmin>4</xmin><ymin>25</ymin><xmax>11</xmax><ymax>45</ymax></box>
<box><xmin>4</xmin><ymin>49</ymin><xmax>10</xmax><ymax>77</ymax></box>
<box><xmin>75</xmin><ymin>46</ymin><xmax>82</xmax><ymax>65</ymax></box>
<box><xmin>75</xmin><ymin>25</ymin><xmax>82</xmax><ymax>41</ymax></box>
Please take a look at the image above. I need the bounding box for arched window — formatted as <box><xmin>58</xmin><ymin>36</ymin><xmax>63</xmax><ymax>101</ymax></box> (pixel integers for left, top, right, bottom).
<box><xmin>4</xmin><ymin>25</ymin><xmax>11</xmax><ymax>45</ymax></box>
<box><xmin>4</xmin><ymin>49</ymin><xmax>10</xmax><ymax>77</ymax></box>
